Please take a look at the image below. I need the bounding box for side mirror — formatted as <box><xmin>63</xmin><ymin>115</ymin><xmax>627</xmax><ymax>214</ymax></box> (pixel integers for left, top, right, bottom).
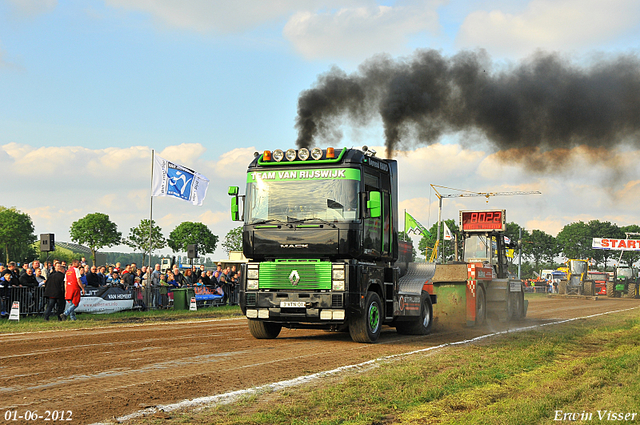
<box><xmin>366</xmin><ymin>191</ymin><xmax>381</xmax><ymax>218</ymax></box>
<box><xmin>228</xmin><ymin>186</ymin><xmax>242</xmax><ymax>222</ymax></box>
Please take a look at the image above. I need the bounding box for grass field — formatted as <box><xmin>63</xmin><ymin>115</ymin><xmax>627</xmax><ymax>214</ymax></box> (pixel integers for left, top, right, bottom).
<box><xmin>0</xmin><ymin>305</ymin><xmax>243</xmax><ymax>333</ymax></box>
<box><xmin>128</xmin><ymin>308</ymin><xmax>640</xmax><ymax>425</ymax></box>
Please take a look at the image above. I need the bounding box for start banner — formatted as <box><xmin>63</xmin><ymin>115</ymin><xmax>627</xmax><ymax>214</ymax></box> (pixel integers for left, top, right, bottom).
<box><xmin>592</xmin><ymin>238</ymin><xmax>640</xmax><ymax>251</ymax></box>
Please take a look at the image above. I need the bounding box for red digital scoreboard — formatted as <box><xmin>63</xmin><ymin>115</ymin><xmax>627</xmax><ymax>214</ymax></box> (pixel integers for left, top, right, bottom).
<box><xmin>460</xmin><ymin>210</ymin><xmax>506</xmax><ymax>232</ymax></box>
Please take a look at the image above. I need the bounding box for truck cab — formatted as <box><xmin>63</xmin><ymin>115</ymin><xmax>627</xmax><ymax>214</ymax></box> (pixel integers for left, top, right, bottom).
<box><xmin>229</xmin><ymin>147</ymin><xmax>436</xmax><ymax>343</ymax></box>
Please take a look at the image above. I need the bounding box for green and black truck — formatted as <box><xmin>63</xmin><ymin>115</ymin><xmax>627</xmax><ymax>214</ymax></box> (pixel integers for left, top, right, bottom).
<box><xmin>228</xmin><ymin>146</ymin><xmax>437</xmax><ymax>343</ymax></box>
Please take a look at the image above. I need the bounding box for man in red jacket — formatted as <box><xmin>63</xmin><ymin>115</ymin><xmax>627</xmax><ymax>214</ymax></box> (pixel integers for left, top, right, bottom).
<box><xmin>60</xmin><ymin>259</ymin><xmax>85</xmax><ymax>321</ymax></box>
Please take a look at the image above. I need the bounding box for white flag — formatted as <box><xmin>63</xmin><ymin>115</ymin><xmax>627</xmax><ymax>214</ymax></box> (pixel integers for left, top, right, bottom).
<box><xmin>443</xmin><ymin>222</ymin><xmax>453</xmax><ymax>241</ymax></box>
<box><xmin>152</xmin><ymin>154</ymin><xmax>210</xmax><ymax>206</ymax></box>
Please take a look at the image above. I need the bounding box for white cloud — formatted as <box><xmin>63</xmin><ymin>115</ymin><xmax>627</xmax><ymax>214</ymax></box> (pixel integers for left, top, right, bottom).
<box><xmin>5</xmin><ymin>0</ymin><xmax>57</xmax><ymax>17</ymax></box>
<box><xmin>103</xmin><ymin>0</ymin><xmax>360</xmax><ymax>34</ymax></box>
<box><xmin>3</xmin><ymin>142</ymin><xmax>640</xmax><ymax>261</ymax></box>
<box><xmin>211</xmin><ymin>147</ymin><xmax>258</xmax><ymax>181</ymax></box>
<box><xmin>102</xmin><ymin>0</ymin><xmax>443</xmax><ymax>61</ymax></box>
<box><xmin>283</xmin><ymin>0</ymin><xmax>444</xmax><ymax>61</ymax></box>
<box><xmin>457</xmin><ymin>0</ymin><xmax>640</xmax><ymax>57</ymax></box>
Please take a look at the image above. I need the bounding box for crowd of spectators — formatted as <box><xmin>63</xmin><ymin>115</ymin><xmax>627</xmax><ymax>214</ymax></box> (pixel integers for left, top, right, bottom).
<box><xmin>0</xmin><ymin>258</ymin><xmax>241</xmax><ymax>317</ymax></box>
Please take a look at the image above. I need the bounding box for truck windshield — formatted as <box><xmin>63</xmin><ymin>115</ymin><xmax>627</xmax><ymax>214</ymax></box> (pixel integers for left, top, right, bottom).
<box><xmin>464</xmin><ymin>235</ymin><xmax>490</xmax><ymax>261</ymax></box>
<box><xmin>245</xmin><ymin>175</ymin><xmax>360</xmax><ymax>224</ymax></box>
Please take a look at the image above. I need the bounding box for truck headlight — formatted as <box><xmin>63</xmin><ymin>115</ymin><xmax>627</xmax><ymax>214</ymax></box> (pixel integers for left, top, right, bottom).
<box><xmin>332</xmin><ymin>264</ymin><xmax>345</xmax><ymax>291</ymax></box>
<box><xmin>332</xmin><ymin>280</ymin><xmax>345</xmax><ymax>291</ymax></box>
<box><xmin>273</xmin><ymin>149</ymin><xmax>284</xmax><ymax>162</ymax></box>
<box><xmin>247</xmin><ymin>268</ymin><xmax>259</xmax><ymax>279</ymax></box>
<box><xmin>247</xmin><ymin>279</ymin><xmax>259</xmax><ymax>290</ymax></box>
<box><xmin>298</xmin><ymin>148</ymin><xmax>310</xmax><ymax>160</ymax></box>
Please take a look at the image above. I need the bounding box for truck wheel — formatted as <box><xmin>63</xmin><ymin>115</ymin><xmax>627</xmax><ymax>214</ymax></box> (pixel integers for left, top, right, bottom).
<box><xmin>349</xmin><ymin>291</ymin><xmax>382</xmax><ymax>343</ymax></box>
<box><xmin>396</xmin><ymin>292</ymin><xmax>433</xmax><ymax>335</ymax></box>
<box><xmin>248</xmin><ymin>320</ymin><xmax>282</xmax><ymax>339</ymax></box>
<box><xmin>476</xmin><ymin>284</ymin><xmax>486</xmax><ymax>325</ymax></box>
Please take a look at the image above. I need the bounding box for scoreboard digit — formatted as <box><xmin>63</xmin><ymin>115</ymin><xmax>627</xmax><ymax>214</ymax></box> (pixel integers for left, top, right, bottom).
<box><xmin>460</xmin><ymin>210</ymin><xmax>506</xmax><ymax>232</ymax></box>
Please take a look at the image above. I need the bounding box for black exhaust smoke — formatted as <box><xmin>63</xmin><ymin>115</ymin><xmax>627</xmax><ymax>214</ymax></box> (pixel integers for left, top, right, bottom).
<box><xmin>295</xmin><ymin>50</ymin><xmax>640</xmax><ymax>166</ymax></box>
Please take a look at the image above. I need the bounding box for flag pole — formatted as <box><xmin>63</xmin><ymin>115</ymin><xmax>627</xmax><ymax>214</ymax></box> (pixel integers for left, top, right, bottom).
<box><xmin>148</xmin><ymin>149</ymin><xmax>154</xmax><ymax>273</ymax></box>
<box><xmin>403</xmin><ymin>209</ymin><xmax>406</xmax><ymax>241</ymax></box>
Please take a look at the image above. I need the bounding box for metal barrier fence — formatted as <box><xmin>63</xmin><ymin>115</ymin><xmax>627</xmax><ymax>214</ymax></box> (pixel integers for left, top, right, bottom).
<box><xmin>2</xmin><ymin>286</ymin><xmax>47</xmax><ymax>315</ymax></box>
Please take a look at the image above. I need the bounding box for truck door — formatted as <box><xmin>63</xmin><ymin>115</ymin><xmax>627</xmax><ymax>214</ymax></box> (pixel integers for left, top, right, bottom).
<box><xmin>363</xmin><ymin>171</ymin><xmax>381</xmax><ymax>256</ymax></box>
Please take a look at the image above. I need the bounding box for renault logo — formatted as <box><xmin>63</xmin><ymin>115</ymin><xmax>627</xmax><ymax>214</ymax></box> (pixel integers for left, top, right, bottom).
<box><xmin>289</xmin><ymin>270</ymin><xmax>300</xmax><ymax>286</ymax></box>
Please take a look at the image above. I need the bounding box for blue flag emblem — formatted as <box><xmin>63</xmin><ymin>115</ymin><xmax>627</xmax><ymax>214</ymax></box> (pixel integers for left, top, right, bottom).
<box><xmin>167</xmin><ymin>166</ymin><xmax>194</xmax><ymax>201</ymax></box>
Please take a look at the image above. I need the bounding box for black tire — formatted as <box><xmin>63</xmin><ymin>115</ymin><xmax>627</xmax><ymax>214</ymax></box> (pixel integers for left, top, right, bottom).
<box><xmin>396</xmin><ymin>292</ymin><xmax>434</xmax><ymax>335</ymax></box>
<box><xmin>509</xmin><ymin>288</ymin><xmax>525</xmax><ymax>321</ymax></box>
<box><xmin>475</xmin><ymin>284</ymin><xmax>486</xmax><ymax>325</ymax></box>
<box><xmin>583</xmin><ymin>280</ymin><xmax>595</xmax><ymax>296</ymax></box>
<box><xmin>248</xmin><ymin>319</ymin><xmax>282</xmax><ymax>339</ymax></box>
<box><xmin>349</xmin><ymin>291</ymin><xmax>382</xmax><ymax>343</ymax></box>
<box><xmin>606</xmin><ymin>281</ymin><xmax>615</xmax><ymax>297</ymax></box>
<box><xmin>627</xmin><ymin>283</ymin><xmax>637</xmax><ymax>299</ymax></box>
<box><xmin>558</xmin><ymin>281</ymin><xmax>567</xmax><ymax>295</ymax></box>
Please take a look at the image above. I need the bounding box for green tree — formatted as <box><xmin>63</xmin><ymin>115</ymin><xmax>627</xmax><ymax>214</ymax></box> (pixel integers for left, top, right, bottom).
<box><xmin>523</xmin><ymin>229</ymin><xmax>557</xmax><ymax>271</ymax></box>
<box><xmin>0</xmin><ymin>207</ymin><xmax>37</xmax><ymax>264</ymax></box>
<box><xmin>69</xmin><ymin>213</ymin><xmax>122</xmax><ymax>266</ymax></box>
<box><xmin>221</xmin><ymin>226</ymin><xmax>243</xmax><ymax>255</ymax></box>
<box><xmin>504</xmin><ymin>222</ymin><xmax>527</xmax><ymax>269</ymax></box>
<box><xmin>418</xmin><ymin>219</ymin><xmax>459</xmax><ymax>262</ymax></box>
<box><xmin>619</xmin><ymin>224</ymin><xmax>640</xmax><ymax>267</ymax></box>
<box><xmin>125</xmin><ymin>219</ymin><xmax>166</xmax><ymax>266</ymax></box>
<box><xmin>397</xmin><ymin>231</ymin><xmax>417</xmax><ymax>261</ymax></box>
<box><xmin>168</xmin><ymin>222</ymin><xmax>218</xmax><ymax>256</ymax></box>
<box><xmin>556</xmin><ymin>221</ymin><xmax>592</xmax><ymax>260</ymax></box>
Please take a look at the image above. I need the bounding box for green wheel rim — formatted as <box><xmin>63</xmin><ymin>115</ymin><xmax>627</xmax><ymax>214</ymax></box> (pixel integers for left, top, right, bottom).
<box><xmin>369</xmin><ymin>302</ymin><xmax>380</xmax><ymax>331</ymax></box>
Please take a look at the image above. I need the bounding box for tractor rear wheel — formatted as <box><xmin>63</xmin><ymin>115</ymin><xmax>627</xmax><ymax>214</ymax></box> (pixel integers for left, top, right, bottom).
<box><xmin>583</xmin><ymin>280</ymin><xmax>595</xmax><ymax>296</ymax></box>
<box><xmin>628</xmin><ymin>283</ymin><xmax>638</xmax><ymax>299</ymax></box>
<box><xmin>558</xmin><ymin>281</ymin><xmax>567</xmax><ymax>295</ymax></box>
<box><xmin>606</xmin><ymin>281</ymin><xmax>616</xmax><ymax>297</ymax></box>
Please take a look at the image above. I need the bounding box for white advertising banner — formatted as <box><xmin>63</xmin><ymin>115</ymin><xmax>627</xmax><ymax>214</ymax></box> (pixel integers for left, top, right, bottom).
<box><xmin>152</xmin><ymin>154</ymin><xmax>210</xmax><ymax>206</ymax></box>
<box><xmin>592</xmin><ymin>238</ymin><xmax>640</xmax><ymax>251</ymax></box>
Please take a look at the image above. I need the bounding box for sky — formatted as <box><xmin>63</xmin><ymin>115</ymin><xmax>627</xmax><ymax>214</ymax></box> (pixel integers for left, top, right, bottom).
<box><xmin>1</xmin><ymin>0</ymin><xmax>639</xmax><ymax>261</ymax></box>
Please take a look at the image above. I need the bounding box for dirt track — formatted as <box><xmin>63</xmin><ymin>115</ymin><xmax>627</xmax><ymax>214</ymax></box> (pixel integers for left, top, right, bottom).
<box><xmin>1</xmin><ymin>296</ymin><xmax>639</xmax><ymax>424</ymax></box>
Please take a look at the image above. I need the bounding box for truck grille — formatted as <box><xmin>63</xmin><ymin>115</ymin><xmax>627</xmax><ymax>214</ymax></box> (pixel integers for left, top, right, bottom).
<box><xmin>332</xmin><ymin>294</ymin><xmax>343</xmax><ymax>307</ymax></box>
<box><xmin>246</xmin><ymin>293</ymin><xmax>257</xmax><ymax>306</ymax></box>
<box><xmin>259</xmin><ymin>260</ymin><xmax>331</xmax><ymax>290</ymax></box>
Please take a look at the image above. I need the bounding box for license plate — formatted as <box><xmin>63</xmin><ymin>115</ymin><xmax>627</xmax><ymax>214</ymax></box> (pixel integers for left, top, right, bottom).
<box><xmin>280</xmin><ymin>301</ymin><xmax>306</xmax><ymax>308</ymax></box>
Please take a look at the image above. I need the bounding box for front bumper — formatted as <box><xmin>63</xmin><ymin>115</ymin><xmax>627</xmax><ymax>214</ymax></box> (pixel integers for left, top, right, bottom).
<box><xmin>242</xmin><ymin>291</ymin><xmax>348</xmax><ymax>323</ymax></box>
